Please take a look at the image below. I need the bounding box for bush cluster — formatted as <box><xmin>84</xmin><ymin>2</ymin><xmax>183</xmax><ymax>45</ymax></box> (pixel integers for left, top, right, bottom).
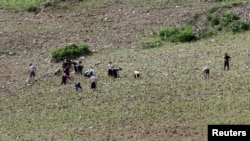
<box><xmin>51</xmin><ymin>43</ymin><xmax>91</xmax><ymax>62</ymax></box>
<box><xmin>159</xmin><ymin>27</ymin><xmax>197</xmax><ymax>43</ymax></box>
<box><xmin>207</xmin><ymin>12</ymin><xmax>249</xmax><ymax>33</ymax></box>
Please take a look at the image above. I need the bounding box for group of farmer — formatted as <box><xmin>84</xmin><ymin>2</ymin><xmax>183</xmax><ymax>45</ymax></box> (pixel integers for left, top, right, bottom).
<box><xmin>58</xmin><ymin>59</ymin><xmax>126</xmax><ymax>92</ymax></box>
<box><xmin>60</xmin><ymin>59</ymin><xmax>97</xmax><ymax>91</ymax></box>
<box><xmin>27</xmin><ymin>52</ymin><xmax>231</xmax><ymax>90</ymax></box>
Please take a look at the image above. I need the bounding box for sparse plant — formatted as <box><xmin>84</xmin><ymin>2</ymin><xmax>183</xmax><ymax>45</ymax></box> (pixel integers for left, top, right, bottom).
<box><xmin>223</xmin><ymin>12</ymin><xmax>239</xmax><ymax>21</ymax></box>
<box><xmin>199</xmin><ymin>29</ymin><xmax>217</xmax><ymax>38</ymax></box>
<box><xmin>228</xmin><ymin>20</ymin><xmax>249</xmax><ymax>33</ymax></box>
<box><xmin>207</xmin><ymin>14</ymin><xmax>220</xmax><ymax>26</ymax></box>
<box><xmin>187</xmin><ymin>13</ymin><xmax>200</xmax><ymax>25</ymax></box>
<box><xmin>142</xmin><ymin>39</ymin><xmax>162</xmax><ymax>49</ymax></box>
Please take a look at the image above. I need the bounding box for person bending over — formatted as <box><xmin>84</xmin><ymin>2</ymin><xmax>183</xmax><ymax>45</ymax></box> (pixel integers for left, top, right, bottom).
<box><xmin>134</xmin><ymin>71</ymin><xmax>140</xmax><ymax>78</ymax></box>
<box><xmin>90</xmin><ymin>74</ymin><xmax>97</xmax><ymax>91</ymax></box>
<box><xmin>202</xmin><ymin>67</ymin><xmax>210</xmax><ymax>79</ymax></box>
<box><xmin>74</xmin><ymin>81</ymin><xmax>83</xmax><ymax>91</ymax></box>
<box><xmin>112</xmin><ymin>67</ymin><xmax>122</xmax><ymax>78</ymax></box>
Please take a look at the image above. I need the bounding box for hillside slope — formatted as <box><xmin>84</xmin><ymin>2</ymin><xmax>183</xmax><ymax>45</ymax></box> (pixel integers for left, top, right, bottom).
<box><xmin>0</xmin><ymin>1</ymin><xmax>250</xmax><ymax>141</ymax></box>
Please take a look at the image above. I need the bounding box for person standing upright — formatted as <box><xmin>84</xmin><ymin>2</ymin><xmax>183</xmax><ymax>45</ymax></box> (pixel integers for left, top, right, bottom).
<box><xmin>29</xmin><ymin>63</ymin><xmax>37</xmax><ymax>80</ymax></box>
<box><xmin>27</xmin><ymin>63</ymin><xmax>37</xmax><ymax>84</ymax></box>
<box><xmin>223</xmin><ymin>53</ymin><xmax>231</xmax><ymax>70</ymax></box>
<box><xmin>61</xmin><ymin>73</ymin><xmax>70</xmax><ymax>85</ymax></box>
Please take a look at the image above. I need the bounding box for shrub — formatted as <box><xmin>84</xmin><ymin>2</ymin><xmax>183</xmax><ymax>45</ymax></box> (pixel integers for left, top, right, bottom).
<box><xmin>159</xmin><ymin>28</ymin><xmax>178</xmax><ymax>41</ymax></box>
<box><xmin>219</xmin><ymin>12</ymin><xmax>239</xmax><ymax>27</ymax></box>
<box><xmin>159</xmin><ymin>27</ymin><xmax>196</xmax><ymax>42</ymax></box>
<box><xmin>51</xmin><ymin>43</ymin><xmax>91</xmax><ymax>62</ymax></box>
<box><xmin>207</xmin><ymin>14</ymin><xmax>220</xmax><ymax>26</ymax></box>
<box><xmin>223</xmin><ymin>12</ymin><xmax>239</xmax><ymax>21</ymax></box>
<box><xmin>228</xmin><ymin>20</ymin><xmax>249</xmax><ymax>33</ymax></box>
<box><xmin>217</xmin><ymin>25</ymin><xmax>223</xmax><ymax>31</ymax></box>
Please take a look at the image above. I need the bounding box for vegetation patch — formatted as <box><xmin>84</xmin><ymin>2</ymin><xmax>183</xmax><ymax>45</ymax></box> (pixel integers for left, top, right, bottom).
<box><xmin>143</xmin><ymin>26</ymin><xmax>197</xmax><ymax>47</ymax></box>
<box><xmin>0</xmin><ymin>0</ymin><xmax>44</xmax><ymax>12</ymax></box>
<box><xmin>207</xmin><ymin>12</ymin><xmax>249</xmax><ymax>33</ymax></box>
<box><xmin>142</xmin><ymin>38</ymin><xmax>162</xmax><ymax>49</ymax></box>
<box><xmin>159</xmin><ymin>26</ymin><xmax>197</xmax><ymax>43</ymax></box>
<box><xmin>186</xmin><ymin>1</ymin><xmax>250</xmax><ymax>40</ymax></box>
<box><xmin>51</xmin><ymin>43</ymin><xmax>91</xmax><ymax>62</ymax></box>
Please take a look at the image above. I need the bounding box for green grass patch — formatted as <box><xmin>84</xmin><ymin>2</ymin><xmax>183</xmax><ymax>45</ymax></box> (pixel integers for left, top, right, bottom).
<box><xmin>159</xmin><ymin>26</ymin><xmax>197</xmax><ymax>42</ymax></box>
<box><xmin>0</xmin><ymin>0</ymin><xmax>45</xmax><ymax>12</ymax></box>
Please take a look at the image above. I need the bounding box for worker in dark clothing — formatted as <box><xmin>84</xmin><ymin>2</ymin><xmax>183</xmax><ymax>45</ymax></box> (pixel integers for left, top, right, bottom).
<box><xmin>224</xmin><ymin>53</ymin><xmax>231</xmax><ymax>70</ymax></box>
<box><xmin>61</xmin><ymin>73</ymin><xmax>70</xmax><ymax>85</ymax></box>
<box><xmin>74</xmin><ymin>82</ymin><xmax>83</xmax><ymax>91</ymax></box>
<box><xmin>112</xmin><ymin>67</ymin><xmax>122</xmax><ymax>78</ymax></box>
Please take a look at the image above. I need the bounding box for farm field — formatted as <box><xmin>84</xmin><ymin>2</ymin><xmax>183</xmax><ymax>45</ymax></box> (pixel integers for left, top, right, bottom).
<box><xmin>0</xmin><ymin>0</ymin><xmax>250</xmax><ymax>140</ymax></box>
